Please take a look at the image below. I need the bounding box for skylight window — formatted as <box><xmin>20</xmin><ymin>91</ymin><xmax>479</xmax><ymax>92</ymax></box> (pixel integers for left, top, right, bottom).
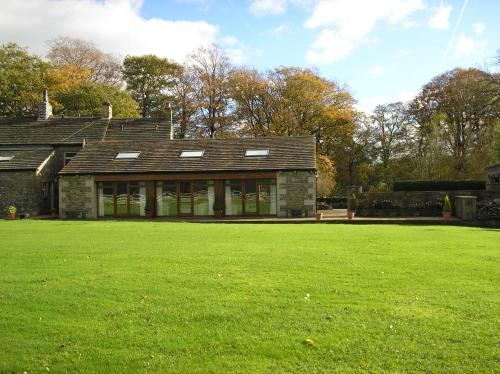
<box><xmin>180</xmin><ymin>150</ymin><xmax>204</xmax><ymax>158</ymax></box>
<box><xmin>245</xmin><ymin>149</ymin><xmax>269</xmax><ymax>157</ymax></box>
<box><xmin>0</xmin><ymin>156</ymin><xmax>14</xmax><ymax>162</ymax></box>
<box><xmin>115</xmin><ymin>152</ymin><xmax>140</xmax><ymax>159</ymax></box>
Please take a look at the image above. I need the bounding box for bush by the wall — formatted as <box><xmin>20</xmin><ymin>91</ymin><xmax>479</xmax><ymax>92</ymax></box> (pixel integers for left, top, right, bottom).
<box><xmin>316</xmin><ymin>197</ymin><xmax>347</xmax><ymax>209</ymax></box>
<box><xmin>393</xmin><ymin>180</ymin><xmax>485</xmax><ymax>192</ymax></box>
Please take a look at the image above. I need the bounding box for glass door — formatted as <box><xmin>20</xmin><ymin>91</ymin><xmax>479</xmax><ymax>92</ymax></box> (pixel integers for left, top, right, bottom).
<box><xmin>179</xmin><ymin>181</ymin><xmax>192</xmax><ymax>215</ymax></box>
<box><xmin>244</xmin><ymin>180</ymin><xmax>257</xmax><ymax>214</ymax></box>
<box><xmin>115</xmin><ymin>183</ymin><xmax>128</xmax><ymax>216</ymax></box>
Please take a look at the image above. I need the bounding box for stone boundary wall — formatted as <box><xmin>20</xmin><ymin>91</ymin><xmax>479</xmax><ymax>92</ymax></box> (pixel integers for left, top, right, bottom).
<box><xmin>357</xmin><ymin>190</ymin><xmax>500</xmax><ymax>217</ymax></box>
<box><xmin>59</xmin><ymin>175</ymin><xmax>96</xmax><ymax>219</ymax></box>
<box><xmin>277</xmin><ymin>171</ymin><xmax>316</xmax><ymax>217</ymax></box>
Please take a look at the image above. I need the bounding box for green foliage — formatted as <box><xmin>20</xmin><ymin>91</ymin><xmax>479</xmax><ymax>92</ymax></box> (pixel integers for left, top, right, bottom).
<box><xmin>442</xmin><ymin>195</ymin><xmax>452</xmax><ymax>212</ymax></box>
<box><xmin>0</xmin><ymin>43</ymin><xmax>50</xmax><ymax>116</ymax></box>
<box><xmin>6</xmin><ymin>205</ymin><xmax>16</xmax><ymax>214</ymax></box>
<box><xmin>393</xmin><ymin>180</ymin><xmax>485</xmax><ymax>191</ymax></box>
<box><xmin>0</xmin><ymin>221</ymin><xmax>498</xmax><ymax>372</ymax></box>
<box><xmin>123</xmin><ymin>55</ymin><xmax>181</xmax><ymax>117</ymax></box>
<box><xmin>54</xmin><ymin>81</ymin><xmax>139</xmax><ymax>118</ymax></box>
<box><xmin>347</xmin><ymin>193</ymin><xmax>357</xmax><ymax>211</ymax></box>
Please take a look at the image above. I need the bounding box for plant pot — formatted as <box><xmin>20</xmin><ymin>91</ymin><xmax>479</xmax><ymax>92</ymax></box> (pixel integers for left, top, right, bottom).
<box><xmin>215</xmin><ymin>210</ymin><xmax>224</xmax><ymax>218</ymax></box>
<box><xmin>347</xmin><ymin>211</ymin><xmax>355</xmax><ymax>220</ymax></box>
<box><xmin>7</xmin><ymin>212</ymin><xmax>15</xmax><ymax>220</ymax></box>
<box><xmin>145</xmin><ymin>211</ymin><xmax>154</xmax><ymax>219</ymax></box>
<box><xmin>315</xmin><ymin>213</ymin><xmax>323</xmax><ymax>221</ymax></box>
<box><xmin>442</xmin><ymin>211</ymin><xmax>451</xmax><ymax>220</ymax></box>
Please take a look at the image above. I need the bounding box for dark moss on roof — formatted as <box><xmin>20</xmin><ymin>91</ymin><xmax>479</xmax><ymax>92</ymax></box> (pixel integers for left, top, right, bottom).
<box><xmin>60</xmin><ymin>136</ymin><xmax>316</xmax><ymax>175</ymax></box>
<box><xmin>0</xmin><ymin>148</ymin><xmax>54</xmax><ymax>171</ymax></box>
<box><xmin>0</xmin><ymin>117</ymin><xmax>171</xmax><ymax>145</ymax></box>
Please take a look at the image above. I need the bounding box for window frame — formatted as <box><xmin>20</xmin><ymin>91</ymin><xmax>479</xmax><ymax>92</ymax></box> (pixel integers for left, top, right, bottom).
<box><xmin>244</xmin><ymin>149</ymin><xmax>269</xmax><ymax>157</ymax></box>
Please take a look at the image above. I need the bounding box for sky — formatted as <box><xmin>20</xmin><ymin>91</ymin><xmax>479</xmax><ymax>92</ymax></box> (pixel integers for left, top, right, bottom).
<box><xmin>1</xmin><ymin>0</ymin><xmax>499</xmax><ymax>112</ymax></box>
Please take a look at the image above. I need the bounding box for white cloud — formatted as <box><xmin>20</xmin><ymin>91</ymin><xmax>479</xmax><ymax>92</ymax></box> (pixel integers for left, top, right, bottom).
<box><xmin>428</xmin><ymin>4</ymin><xmax>452</xmax><ymax>30</ymax></box>
<box><xmin>454</xmin><ymin>34</ymin><xmax>475</xmax><ymax>56</ymax></box>
<box><xmin>250</xmin><ymin>0</ymin><xmax>288</xmax><ymax>15</ymax></box>
<box><xmin>267</xmin><ymin>24</ymin><xmax>287</xmax><ymax>35</ymax></box>
<box><xmin>305</xmin><ymin>0</ymin><xmax>425</xmax><ymax>64</ymax></box>
<box><xmin>369</xmin><ymin>64</ymin><xmax>385</xmax><ymax>75</ymax></box>
<box><xmin>0</xmin><ymin>0</ymin><xmax>220</xmax><ymax>63</ymax></box>
<box><xmin>357</xmin><ymin>90</ymin><xmax>417</xmax><ymax>113</ymax></box>
<box><xmin>473</xmin><ymin>23</ymin><xmax>485</xmax><ymax>35</ymax></box>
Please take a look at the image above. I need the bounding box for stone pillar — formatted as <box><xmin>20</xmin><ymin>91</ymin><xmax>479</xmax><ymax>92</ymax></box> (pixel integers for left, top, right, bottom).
<box><xmin>59</xmin><ymin>175</ymin><xmax>96</xmax><ymax>218</ymax></box>
<box><xmin>277</xmin><ymin>170</ymin><xmax>316</xmax><ymax>217</ymax></box>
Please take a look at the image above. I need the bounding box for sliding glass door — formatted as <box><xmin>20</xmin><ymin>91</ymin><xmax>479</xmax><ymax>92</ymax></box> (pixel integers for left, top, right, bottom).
<box><xmin>225</xmin><ymin>179</ymin><xmax>277</xmax><ymax>216</ymax></box>
<box><xmin>97</xmin><ymin>182</ymin><xmax>146</xmax><ymax>217</ymax></box>
<box><xmin>156</xmin><ymin>180</ymin><xmax>214</xmax><ymax>217</ymax></box>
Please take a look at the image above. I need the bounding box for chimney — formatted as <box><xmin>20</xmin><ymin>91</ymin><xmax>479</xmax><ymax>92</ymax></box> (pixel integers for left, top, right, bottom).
<box><xmin>37</xmin><ymin>89</ymin><xmax>52</xmax><ymax>121</ymax></box>
<box><xmin>166</xmin><ymin>101</ymin><xmax>173</xmax><ymax>140</ymax></box>
<box><xmin>102</xmin><ymin>102</ymin><xmax>112</xmax><ymax>119</ymax></box>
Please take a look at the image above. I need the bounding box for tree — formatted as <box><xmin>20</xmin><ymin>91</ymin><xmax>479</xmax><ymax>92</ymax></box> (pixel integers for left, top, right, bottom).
<box><xmin>47</xmin><ymin>37</ymin><xmax>122</xmax><ymax>85</ymax></box>
<box><xmin>409</xmin><ymin>68</ymin><xmax>499</xmax><ymax>178</ymax></box>
<box><xmin>0</xmin><ymin>43</ymin><xmax>50</xmax><ymax>116</ymax></box>
<box><xmin>370</xmin><ymin>102</ymin><xmax>412</xmax><ymax>183</ymax></box>
<box><xmin>171</xmin><ymin>67</ymin><xmax>197</xmax><ymax>138</ymax></box>
<box><xmin>54</xmin><ymin>81</ymin><xmax>139</xmax><ymax>118</ymax></box>
<box><xmin>188</xmin><ymin>44</ymin><xmax>232</xmax><ymax>138</ymax></box>
<box><xmin>122</xmin><ymin>54</ymin><xmax>181</xmax><ymax>118</ymax></box>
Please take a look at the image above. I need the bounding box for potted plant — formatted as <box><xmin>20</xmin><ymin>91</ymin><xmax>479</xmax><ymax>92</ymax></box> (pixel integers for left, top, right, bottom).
<box><xmin>315</xmin><ymin>211</ymin><xmax>323</xmax><ymax>220</ymax></box>
<box><xmin>442</xmin><ymin>194</ymin><xmax>452</xmax><ymax>220</ymax></box>
<box><xmin>213</xmin><ymin>199</ymin><xmax>224</xmax><ymax>218</ymax></box>
<box><xmin>347</xmin><ymin>194</ymin><xmax>357</xmax><ymax>220</ymax></box>
<box><xmin>6</xmin><ymin>205</ymin><xmax>16</xmax><ymax>220</ymax></box>
<box><xmin>145</xmin><ymin>198</ymin><xmax>155</xmax><ymax>218</ymax></box>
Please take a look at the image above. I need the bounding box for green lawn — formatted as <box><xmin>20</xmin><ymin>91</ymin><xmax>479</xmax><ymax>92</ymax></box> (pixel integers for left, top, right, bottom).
<box><xmin>0</xmin><ymin>221</ymin><xmax>498</xmax><ymax>373</ymax></box>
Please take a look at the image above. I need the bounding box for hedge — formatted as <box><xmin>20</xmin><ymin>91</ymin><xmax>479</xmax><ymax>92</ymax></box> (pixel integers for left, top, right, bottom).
<box><xmin>393</xmin><ymin>180</ymin><xmax>485</xmax><ymax>192</ymax></box>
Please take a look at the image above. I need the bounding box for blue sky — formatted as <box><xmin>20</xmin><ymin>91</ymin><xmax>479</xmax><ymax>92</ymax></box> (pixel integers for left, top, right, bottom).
<box><xmin>1</xmin><ymin>0</ymin><xmax>499</xmax><ymax>112</ymax></box>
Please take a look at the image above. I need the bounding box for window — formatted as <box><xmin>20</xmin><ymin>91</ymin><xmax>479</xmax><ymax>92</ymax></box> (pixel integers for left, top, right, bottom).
<box><xmin>64</xmin><ymin>152</ymin><xmax>78</xmax><ymax>165</ymax></box>
<box><xmin>180</xmin><ymin>150</ymin><xmax>204</xmax><ymax>158</ymax></box>
<box><xmin>245</xmin><ymin>149</ymin><xmax>269</xmax><ymax>157</ymax></box>
<box><xmin>0</xmin><ymin>156</ymin><xmax>14</xmax><ymax>162</ymax></box>
<box><xmin>115</xmin><ymin>152</ymin><xmax>140</xmax><ymax>159</ymax></box>
<box><xmin>42</xmin><ymin>182</ymin><xmax>49</xmax><ymax>199</ymax></box>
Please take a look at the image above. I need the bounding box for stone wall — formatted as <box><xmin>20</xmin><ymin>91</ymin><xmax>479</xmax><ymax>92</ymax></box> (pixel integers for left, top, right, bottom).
<box><xmin>59</xmin><ymin>175</ymin><xmax>96</xmax><ymax>219</ymax></box>
<box><xmin>0</xmin><ymin>171</ymin><xmax>38</xmax><ymax>215</ymax></box>
<box><xmin>277</xmin><ymin>171</ymin><xmax>316</xmax><ymax>217</ymax></box>
<box><xmin>357</xmin><ymin>190</ymin><xmax>500</xmax><ymax>217</ymax></box>
<box><xmin>0</xmin><ymin>154</ymin><xmax>56</xmax><ymax>216</ymax></box>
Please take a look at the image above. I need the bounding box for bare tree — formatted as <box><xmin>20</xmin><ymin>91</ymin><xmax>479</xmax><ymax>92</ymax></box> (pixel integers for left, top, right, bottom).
<box><xmin>47</xmin><ymin>37</ymin><xmax>122</xmax><ymax>85</ymax></box>
<box><xmin>188</xmin><ymin>44</ymin><xmax>232</xmax><ymax>138</ymax></box>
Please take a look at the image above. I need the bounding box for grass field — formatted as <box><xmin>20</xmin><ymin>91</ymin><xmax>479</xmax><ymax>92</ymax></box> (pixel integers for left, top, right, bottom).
<box><xmin>0</xmin><ymin>221</ymin><xmax>498</xmax><ymax>373</ymax></box>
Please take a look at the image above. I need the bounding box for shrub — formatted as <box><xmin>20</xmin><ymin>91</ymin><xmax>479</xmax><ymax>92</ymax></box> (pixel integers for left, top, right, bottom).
<box><xmin>393</xmin><ymin>180</ymin><xmax>485</xmax><ymax>192</ymax></box>
<box><xmin>347</xmin><ymin>194</ymin><xmax>357</xmax><ymax>211</ymax></box>
<box><xmin>442</xmin><ymin>195</ymin><xmax>452</xmax><ymax>212</ymax></box>
<box><xmin>371</xmin><ymin>200</ymin><xmax>398</xmax><ymax>209</ymax></box>
<box><xmin>7</xmin><ymin>206</ymin><xmax>16</xmax><ymax>214</ymax></box>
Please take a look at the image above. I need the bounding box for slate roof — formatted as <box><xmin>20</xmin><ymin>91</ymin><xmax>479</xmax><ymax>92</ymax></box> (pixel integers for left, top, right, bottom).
<box><xmin>60</xmin><ymin>136</ymin><xmax>316</xmax><ymax>175</ymax></box>
<box><xmin>0</xmin><ymin>117</ymin><xmax>171</xmax><ymax>145</ymax></box>
<box><xmin>104</xmin><ymin>119</ymin><xmax>171</xmax><ymax>141</ymax></box>
<box><xmin>0</xmin><ymin>148</ymin><xmax>54</xmax><ymax>171</ymax></box>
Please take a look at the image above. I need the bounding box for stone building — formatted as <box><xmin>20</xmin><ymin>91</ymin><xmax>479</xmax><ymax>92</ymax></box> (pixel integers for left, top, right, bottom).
<box><xmin>0</xmin><ymin>92</ymin><xmax>172</xmax><ymax>216</ymax></box>
<box><xmin>58</xmin><ymin>137</ymin><xmax>317</xmax><ymax>219</ymax></box>
<box><xmin>1</xmin><ymin>91</ymin><xmax>317</xmax><ymax>218</ymax></box>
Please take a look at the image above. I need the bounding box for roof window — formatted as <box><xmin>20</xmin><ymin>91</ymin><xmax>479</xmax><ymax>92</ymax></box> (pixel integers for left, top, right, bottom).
<box><xmin>180</xmin><ymin>150</ymin><xmax>204</xmax><ymax>158</ymax></box>
<box><xmin>115</xmin><ymin>152</ymin><xmax>140</xmax><ymax>159</ymax></box>
<box><xmin>0</xmin><ymin>156</ymin><xmax>14</xmax><ymax>162</ymax></box>
<box><xmin>245</xmin><ymin>149</ymin><xmax>269</xmax><ymax>157</ymax></box>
